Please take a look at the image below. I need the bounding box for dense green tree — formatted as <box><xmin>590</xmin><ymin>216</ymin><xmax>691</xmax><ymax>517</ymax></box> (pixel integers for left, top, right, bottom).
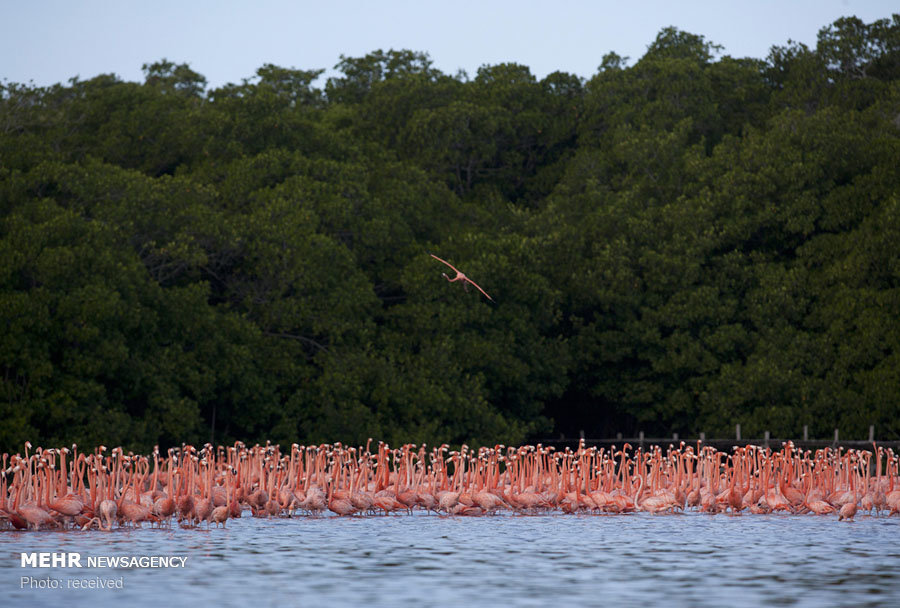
<box><xmin>2</xmin><ymin>14</ymin><xmax>899</xmax><ymax>452</ymax></box>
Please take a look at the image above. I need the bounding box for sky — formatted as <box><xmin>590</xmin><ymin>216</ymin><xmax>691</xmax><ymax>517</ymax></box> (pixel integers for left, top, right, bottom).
<box><xmin>2</xmin><ymin>1</ymin><xmax>897</xmax><ymax>90</ymax></box>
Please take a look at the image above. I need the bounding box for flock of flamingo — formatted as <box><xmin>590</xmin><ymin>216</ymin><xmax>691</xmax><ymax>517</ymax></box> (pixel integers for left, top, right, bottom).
<box><xmin>2</xmin><ymin>439</ymin><xmax>899</xmax><ymax>531</ymax></box>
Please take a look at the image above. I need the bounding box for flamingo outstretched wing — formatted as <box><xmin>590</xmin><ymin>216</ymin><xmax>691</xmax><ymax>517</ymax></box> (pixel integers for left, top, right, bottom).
<box><xmin>463</xmin><ymin>277</ymin><xmax>495</xmax><ymax>302</ymax></box>
<box><xmin>429</xmin><ymin>253</ymin><xmax>460</xmax><ymax>275</ymax></box>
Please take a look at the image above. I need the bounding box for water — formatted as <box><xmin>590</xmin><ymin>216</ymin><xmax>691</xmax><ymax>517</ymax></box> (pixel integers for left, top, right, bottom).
<box><xmin>2</xmin><ymin>512</ymin><xmax>898</xmax><ymax>607</ymax></box>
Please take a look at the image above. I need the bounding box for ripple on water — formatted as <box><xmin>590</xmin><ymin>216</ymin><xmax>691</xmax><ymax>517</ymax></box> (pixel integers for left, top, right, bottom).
<box><xmin>2</xmin><ymin>513</ymin><xmax>900</xmax><ymax>606</ymax></box>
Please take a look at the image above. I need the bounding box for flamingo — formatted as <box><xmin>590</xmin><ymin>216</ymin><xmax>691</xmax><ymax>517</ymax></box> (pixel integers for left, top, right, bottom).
<box><xmin>4</xmin><ymin>439</ymin><xmax>896</xmax><ymax>529</ymax></box>
<box><xmin>153</xmin><ymin>458</ymin><xmax>176</xmax><ymax>526</ymax></box>
<box><xmin>19</xmin><ymin>464</ymin><xmax>58</xmax><ymax>530</ymax></box>
<box><xmin>327</xmin><ymin>482</ymin><xmax>357</xmax><ymax>517</ymax></box>
<box><xmin>839</xmin><ymin>499</ymin><xmax>858</xmax><ymax>521</ymax></box>
<box><xmin>211</xmin><ymin>468</ymin><xmax>233</xmax><ymax>527</ymax></box>
<box><xmin>429</xmin><ymin>254</ymin><xmax>494</xmax><ymax>302</ymax></box>
<box><xmin>119</xmin><ymin>465</ymin><xmax>152</xmax><ymax>527</ymax></box>
<box><xmin>193</xmin><ymin>460</ymin><xmax>214</xmax><ymax>526</ymax></box>
<box><xmin>98</xmin><ymin>466</ymin><xmax>118</xmax><ymax>531</ymax></box>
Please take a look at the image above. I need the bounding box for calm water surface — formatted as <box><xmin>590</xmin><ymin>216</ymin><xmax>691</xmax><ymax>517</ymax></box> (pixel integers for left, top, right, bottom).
<box><xmin>2</xmin><ymin>512</ymin><xmax>898</xmax><ymax>607</ymax></box>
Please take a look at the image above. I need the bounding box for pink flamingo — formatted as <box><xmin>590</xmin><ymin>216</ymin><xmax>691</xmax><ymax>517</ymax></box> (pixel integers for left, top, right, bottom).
<box><xmin>327</xmin><ymin>481</ymin><xmax>357</xmax><ymax>516</ymax></box>
<box><xmin>430</xmin><ymin>254</ymin><xmax>494</xmax><ymax>302</ymax></box>
<box><xmin>119</xmin><ymin>464</ymin><xmax>153</xmax><ymax>527</ymax></box>
<box><xmin>98</xmin><ymin>461</ymin><xmax>118</xmax><ymax>531</ymax></box>
<box><xmin>211</xmin><ymin>468</ymin><xmax>233</xmax><ymax>527</ymax></box>
<box><xmin>153</xmin><ymin>456</ymin><xmax>176</xmax><ymax>526</ymax></box>
<box><xmin>9</xmin><ymin>440</ymin><xmax>900</xmax><ymax>529</ymax></box>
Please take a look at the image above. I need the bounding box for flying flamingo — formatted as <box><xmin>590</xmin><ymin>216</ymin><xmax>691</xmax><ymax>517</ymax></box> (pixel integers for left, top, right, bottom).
<box><xmin>430</xmin><ymin>254</ymin><xmax>494</xmax><ymax>302</ymax></box>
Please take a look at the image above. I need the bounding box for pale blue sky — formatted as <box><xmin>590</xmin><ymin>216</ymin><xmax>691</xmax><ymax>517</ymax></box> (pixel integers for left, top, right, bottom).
<box><xmin>2</xmin><ymin>1</ymin><xmax>897</xmax><ymax>89</ymax></box>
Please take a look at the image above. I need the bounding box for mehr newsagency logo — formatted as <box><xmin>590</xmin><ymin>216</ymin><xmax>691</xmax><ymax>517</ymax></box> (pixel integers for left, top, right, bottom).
<box><xmin>18</xmin><ymin>552</ymin><xmax>188</xmax><ymax>591</ymax></box>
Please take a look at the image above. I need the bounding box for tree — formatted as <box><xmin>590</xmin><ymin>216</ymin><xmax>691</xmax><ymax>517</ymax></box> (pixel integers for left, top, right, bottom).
<box><xmin>3</xmin><ymin>14</ymin><xmax>900</xmax><ymax>452</ymax></box>
<box><xmin>325</xmin><ymin>49</ymin><xmax>441</xmax><ymax>103</ymax></box>
<box><xmin>142</xmin><ymin>59</ymin><xmax>207</xmax><ymax>96</ymax></box>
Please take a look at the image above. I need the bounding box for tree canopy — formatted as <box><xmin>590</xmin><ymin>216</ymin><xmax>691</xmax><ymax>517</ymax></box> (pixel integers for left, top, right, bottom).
<box><xmin>2</xmin><ymin>14</ymin><xmax>899</xmax><ymax>452</ymax></box>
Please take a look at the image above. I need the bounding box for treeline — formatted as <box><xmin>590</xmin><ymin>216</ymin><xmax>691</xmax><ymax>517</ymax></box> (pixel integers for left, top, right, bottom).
<box><xmin>1</xmin><ymin>16</ymin><xmax>899</xmax><ymax>453</ymax></box>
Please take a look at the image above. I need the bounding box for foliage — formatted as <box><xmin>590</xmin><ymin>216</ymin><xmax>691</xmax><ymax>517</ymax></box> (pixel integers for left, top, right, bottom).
<box><xmin>1</xmin><ymin>15</ymin><xmax>899</xmax><ymax>452</ymax></box>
